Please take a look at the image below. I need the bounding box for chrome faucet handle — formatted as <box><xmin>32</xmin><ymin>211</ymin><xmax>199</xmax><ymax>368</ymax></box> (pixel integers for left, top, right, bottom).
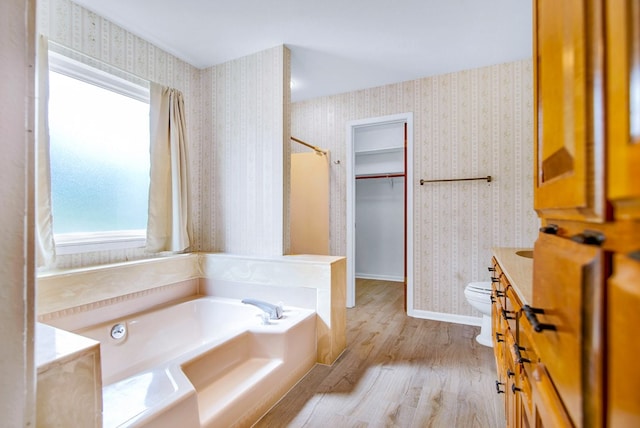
<box><xmin>241</xmin><ymin>298</ymin><xmax>284</xmax><ymax>319</ymax></box>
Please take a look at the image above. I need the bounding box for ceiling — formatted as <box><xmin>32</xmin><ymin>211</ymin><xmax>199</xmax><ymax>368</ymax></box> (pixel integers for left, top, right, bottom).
<box><xmin>71</xmin><ymin>0</ymin><xmax>532</xmax><ymax>102</ymax></box>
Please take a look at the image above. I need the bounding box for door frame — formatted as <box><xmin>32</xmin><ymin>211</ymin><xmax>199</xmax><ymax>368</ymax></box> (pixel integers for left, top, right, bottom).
<box><xmin>346</xmin><ymin>112</ymin><xmax>414</xmax><ymax>310</ymax></box>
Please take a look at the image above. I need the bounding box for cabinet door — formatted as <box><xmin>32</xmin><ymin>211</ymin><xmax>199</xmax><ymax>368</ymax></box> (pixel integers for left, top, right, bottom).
<box><xmin>608</xmin><ymin>252</ymin><xmax>640</xmax><ymax>426</ymax></box>
<box><xmin>606</xmin><ymin>0</ymin><xmax>640</xmax><ymax>220</ymax></box>
<box><xmin>529</xmin><ymin>232</ymin><xmax>604</xmax><ymax>427</ymax></box>
<box><xmin>533</xmin><ymin>0</ymin><xmax>606</xmax><ymax>221</ymax></box>
<box><xmin>531</xmin><ymin>364</ymin><xmax>574</xmax><ymax>428</ymax></box>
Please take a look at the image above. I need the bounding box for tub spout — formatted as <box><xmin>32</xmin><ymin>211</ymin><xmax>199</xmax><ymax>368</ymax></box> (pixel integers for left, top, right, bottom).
<box><xmin>241</xmin><ymin>298</ymin><xmax>283</xmax><ymax>320</ymax></box>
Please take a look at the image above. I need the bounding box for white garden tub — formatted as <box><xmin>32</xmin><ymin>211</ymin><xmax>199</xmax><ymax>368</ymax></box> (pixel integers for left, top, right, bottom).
<box><xmin>76</xmin><ymin>296</ymin><xmax>316</xmax><ymax>428</ymax></box>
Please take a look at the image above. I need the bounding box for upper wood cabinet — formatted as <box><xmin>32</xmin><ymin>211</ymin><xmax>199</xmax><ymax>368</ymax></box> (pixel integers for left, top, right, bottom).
<box><xmin>606</xmin><ymin>0</ymin><xmax>640</xmax><ymax>220</ymax></box>
<box><xmin>533</xmin><ymin>0</ymin><xmax>606</xmax><ymax>222</ymax></box>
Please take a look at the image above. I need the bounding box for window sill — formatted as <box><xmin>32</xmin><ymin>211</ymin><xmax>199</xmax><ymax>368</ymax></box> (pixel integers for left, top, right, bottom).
<box><xmin>55</xmin><ymin>231</ymin><xmax>146</xmax><ymax>255</ymax></box>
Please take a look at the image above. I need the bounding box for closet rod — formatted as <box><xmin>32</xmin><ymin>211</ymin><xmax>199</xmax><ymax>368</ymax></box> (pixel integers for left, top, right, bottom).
<box><xmin>356</xmin><ymin>173</ymin><xmax>405</xmax><ymax>180</ymax></box>
<box><xmin>291</xmin><ymin>137</ymin><xmax>328</xmax><ymax>155</ymax></box>
<box><xmin>420</xmin><ymin>175</ymin><xmax>492</xmax><ymax>185</ymax></box>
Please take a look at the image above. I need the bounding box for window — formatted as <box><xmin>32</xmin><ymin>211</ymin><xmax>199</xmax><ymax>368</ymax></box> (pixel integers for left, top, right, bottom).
<box><xmin>48</xmin><ymin>52</ymin><xmax>150</xmax><ymax>254</ymax></box>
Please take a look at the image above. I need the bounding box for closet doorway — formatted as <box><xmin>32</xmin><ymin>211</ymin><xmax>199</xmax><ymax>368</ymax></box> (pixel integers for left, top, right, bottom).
<box><xmin>346</xmin><ymin>113</ymin><xmax>413</xmax><ymax>310</ymax></box>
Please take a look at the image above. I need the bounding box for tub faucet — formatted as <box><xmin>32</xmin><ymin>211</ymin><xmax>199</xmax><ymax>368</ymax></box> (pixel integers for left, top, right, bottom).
<box><xmin>241</xmin><ymin>298</ymin><xmax>283</xmax><ymax>320</ymax></box>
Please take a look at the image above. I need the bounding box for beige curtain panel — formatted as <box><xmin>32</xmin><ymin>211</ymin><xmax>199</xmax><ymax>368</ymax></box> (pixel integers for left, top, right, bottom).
<box><xmin>35</xmin><ymin>35</ymin><xmax>57</xmax><ymax>268</ymax></box>
<box><xmin>146</xmin><ymin>83</ymin><xmax>191</xmax><ymax>253</ymax></box>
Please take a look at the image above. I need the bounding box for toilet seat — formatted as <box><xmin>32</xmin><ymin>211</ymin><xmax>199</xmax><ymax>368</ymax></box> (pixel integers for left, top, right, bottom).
<box><xmin>465</xmin><ymin>282</ymin><xmax>492</xmax><ymax>294</ymax></box>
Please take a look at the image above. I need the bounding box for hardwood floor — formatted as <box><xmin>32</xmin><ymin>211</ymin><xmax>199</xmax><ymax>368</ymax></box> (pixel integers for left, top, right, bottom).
<box><xmin>254</xmin><ymin>279</ymin><xmax>504</xmax><ymax>428</ymax></box>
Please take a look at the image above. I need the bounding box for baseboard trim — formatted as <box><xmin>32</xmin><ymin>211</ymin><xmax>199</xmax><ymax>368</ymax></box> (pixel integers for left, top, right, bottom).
<box><xmin>355</xmin><ymin>273</ymin><xmax>404</xmax><ymax>282</ymax></box>
<box><xmin>408</xmin><ymin>309</ymin><xmax>482</xmax><ymax>327</ymax></box>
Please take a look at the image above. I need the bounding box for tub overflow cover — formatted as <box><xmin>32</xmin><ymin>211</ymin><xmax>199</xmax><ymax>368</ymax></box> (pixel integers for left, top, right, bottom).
<box><xmin>111</xmin><ymin>323</ymin><xmax>126</xmax><ymax>340</ymax></box>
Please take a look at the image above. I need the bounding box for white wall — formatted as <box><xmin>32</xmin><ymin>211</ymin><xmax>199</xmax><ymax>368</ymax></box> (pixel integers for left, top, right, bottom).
<box><xmin>355</xmin><ymin>178</ymin><xmax>404</xmax><ymax>280</ymax></box>
<box><xmin>0</xmin><ymin>0</ymin><xmax>35</xmax><ymax>424</ymax></box>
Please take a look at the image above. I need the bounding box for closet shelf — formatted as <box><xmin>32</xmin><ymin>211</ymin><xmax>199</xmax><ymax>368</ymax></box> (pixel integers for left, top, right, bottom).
<box><xmin>355</xmin><ymin>147</ymin><xmax>404</xmax><ymax>156</ymax></box>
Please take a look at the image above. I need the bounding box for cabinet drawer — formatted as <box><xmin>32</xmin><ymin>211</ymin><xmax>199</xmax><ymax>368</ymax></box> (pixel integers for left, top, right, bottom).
<box><xmin>491</xmin><ymin>258</ymin><xmax>509</xmax><ymax>306</ymax></box>
<box><xmin>528</xmin><ymin>233</ymin><xmax>603</xmax><ymax>427</ymax></box>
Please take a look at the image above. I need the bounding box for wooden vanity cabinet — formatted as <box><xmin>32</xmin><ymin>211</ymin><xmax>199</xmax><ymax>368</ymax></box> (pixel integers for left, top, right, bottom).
<box><xmin>492</xmin><ymin>254</ymin><xmax>578</xmax><ymax>428</ymax></box>
<box><xmin>491</xmin><ymin>257</ymin><xmax>536</xmax><ymax>428</ymax></box>
<box><xmin>603</xmin><ymin>1</ymin><xmax>640</xmax><ymax>420</ymax></box>
<box><xmin>534</xmin><ymin>0</ymin><xmax>640</xmax><ymax>222</ymax></box>
<box><xmin>530</xmin><ymin>233</ymin><xmax>604</xmax><ymax>427</ymax></box>
<box><xmin>504</xmin><ymin>332</ymin><xmax>523</xmax><ymax>428</ymax></box>
<box><xmin>606</xmin><ymin>0</ymin><xmax>640</xmax><ymax>220</ymax></box>
<box><xmin>607</xmin><ymin>253</ymin><xmax>640</xmax><ymax>427</ymax></box>
<box><xmin>523</xmin><ymin>0</ymin><xmax>640</xmax><ymax>425</ymax></box>
<box><xmin>533</xmin><ymin>0</ymin><xmax>606</xmax><ymax>222</ymax></box>
<box><xmin>531</xmin><ymin>363</ymin><xmax>574</xmax><ymax>428</ymax></box>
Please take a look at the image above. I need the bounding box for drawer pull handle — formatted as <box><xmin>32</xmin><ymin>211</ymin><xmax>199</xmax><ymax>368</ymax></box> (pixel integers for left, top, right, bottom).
<box><xmin>511</xmin><ymin>383</ymin><xmax>522</xmax><ymax>394</ymax></box>
<box><xmin>629</xmin><ymin>250</ymin><xmax>640</xmax><ymax>262</ymax></box>
<box><xmin>494</xmin><ymin>290</ymin><xmax>505</xmax><ymax>298</ymax></box>
<box><xmin>495</xmin><ymin>332</ymin><xmax>504</xmax><ymax>343</ymax></box>
<box><xmin>491</xmin><ymin>276</ymin><xmax>500</xmax><ymax>283</ymax></box>
<box><xmin>507</xmin><ymin>369</ymin><xmax>515</xmax><ymax>378</ymax></box>
<box><xmin>488</xmin><ymin>266</ymin><xmax>496</xmax><ymax>272</ymax></box>
<box><xmin>539</xmin><ymin>224</ymin><xmax>559</xmax><ymax>235</ymax></box>
<box><xmin>522</xmin><ymin>305</ymin><xmax>556</xmax><ymax>333</ymax></box>
<box><xmin>513</xmin><ymin>344</ymin><xmax>530</xmax><ymax>364</ymax></box>
<box><xmin>570</xmin><ymin>230</ymin><xmax>605</xmax><ymax>246</ymax></box>
<box><xmin>490</xmin><ymin>295</ymin><xmax>495</xmax><ymax>304</ymax></box>
<box><xmin>502</xmin><ymin>309</ymin><xmax>516</xmax><ymax>321</ymax></box>
<box><xmin>495</xmin><ymin>380</ymin><xmax>505</xmax><ymax>394</ymax></box>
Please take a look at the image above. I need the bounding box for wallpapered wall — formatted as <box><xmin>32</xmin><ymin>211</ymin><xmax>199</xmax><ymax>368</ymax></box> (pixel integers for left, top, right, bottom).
<box><xmin>39</xmin><ymin>0</ymin><xmax>291</xmax><ymax>267</ymax></box>
<box><xmin>39</xmin><ymin>0</ymin><xmax>204</xmax><ymax>269</ymax></box>
<box><xmin>291</xmin><ymin>60</ymin><xmax>539</xmax><ymax>316</ymax></box>
<box><xmin>197</xmin><ymin>47</ymin><xmax>291</xmax><ymax>256</ymax></box>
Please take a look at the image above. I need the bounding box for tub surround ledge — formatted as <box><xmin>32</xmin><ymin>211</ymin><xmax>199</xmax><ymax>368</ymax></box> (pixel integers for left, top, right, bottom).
<box><xmin>199</xmin><ymin>253</ymin><xmax>347</xmax><ymax>365</ymax></box>
<box><xmin>37</xmin><ymin>253</ymin><xmax>200</xmax><ymax>315</ymax></box>
<box><xmin>36</xmin><ymin>323</ymin><xmax>102</xmax><ymax>427</ymax></box>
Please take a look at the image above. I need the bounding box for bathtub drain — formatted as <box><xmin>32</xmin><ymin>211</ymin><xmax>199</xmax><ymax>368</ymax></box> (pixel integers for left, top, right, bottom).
<box><xmin>110</xmin><ymin>323</ymin><xmax>126</xmax><ymax>340</ymax></box>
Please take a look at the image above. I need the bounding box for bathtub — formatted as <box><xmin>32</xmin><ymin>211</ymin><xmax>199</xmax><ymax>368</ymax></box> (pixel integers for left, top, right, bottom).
<box><xmin>76</xmin><ymin>296</ymin><xmax>317</xmax><ymax>428</ymax></box>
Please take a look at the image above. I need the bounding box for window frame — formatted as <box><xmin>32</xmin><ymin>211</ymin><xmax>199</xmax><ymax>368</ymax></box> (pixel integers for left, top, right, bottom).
<box><xmin>48</xmin><ymin>51</ymin><xmax>151</xmax><ymax>255</ymax></box>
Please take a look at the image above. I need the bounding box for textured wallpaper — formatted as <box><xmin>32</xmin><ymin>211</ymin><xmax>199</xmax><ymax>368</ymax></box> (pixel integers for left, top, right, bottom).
<box><xmin>198</xmin><ymin>46</ymin><xmax>291</xmax><ymax>256</ymax></box>
<box><xmin>39</xmin><ymin>0</ymin><xmax>291</xmax><ymax>266</ymax></box>
<box><xmin>38</xmin><ymin>0</ymin><xmax>204</xmax><ymax>268</ymax></box>
<box><xmin>291</xmin><ymin>60</ymin><xmax>539</xmax><ymax>317</ymax></box>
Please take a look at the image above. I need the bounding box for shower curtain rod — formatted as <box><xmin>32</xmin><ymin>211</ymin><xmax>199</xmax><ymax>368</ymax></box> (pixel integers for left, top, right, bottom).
<box><xmin>291</xmin><ymin>137</ymin><xmax>328</xmax><ymax>155</ymax></box>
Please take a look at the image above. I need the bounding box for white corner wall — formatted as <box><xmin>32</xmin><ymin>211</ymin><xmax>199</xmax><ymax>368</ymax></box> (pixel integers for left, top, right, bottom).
<box><xmin>0</xmin><ymin>0</ymin><xmax>36</xmax><ymax>424</ymax></box>
<box><xmin>202</xmin><ymin>45</ymin><xmax>291</xmax><ymax>256</ymax></box>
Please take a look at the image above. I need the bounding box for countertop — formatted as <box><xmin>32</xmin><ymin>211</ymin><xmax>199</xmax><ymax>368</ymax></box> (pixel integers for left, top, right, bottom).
<box><xmin>492</xmin><ymin>247</ymin><xmax>534</xmax><ymax>305</ymax></box>
<box><xmin>36</xmin><ymin>322</ymin><xmax>99</xmax><ymax>371</ymax></box>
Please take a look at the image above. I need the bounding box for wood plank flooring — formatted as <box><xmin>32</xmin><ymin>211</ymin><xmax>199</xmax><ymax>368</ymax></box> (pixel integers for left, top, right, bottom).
<box><xmin>254</xmin><ymin>279</ymin><xmax>505</xmax><ymax>428</ymax></box>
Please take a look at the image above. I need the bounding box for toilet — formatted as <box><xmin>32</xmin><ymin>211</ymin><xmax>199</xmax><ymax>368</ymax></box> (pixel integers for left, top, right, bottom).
<box><xmin>464</xmin><ymin>281</ymin><xmax>493</xmax><ymax>347</ymax></box>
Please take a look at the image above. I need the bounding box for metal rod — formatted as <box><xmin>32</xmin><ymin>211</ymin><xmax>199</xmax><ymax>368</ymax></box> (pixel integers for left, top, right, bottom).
<box><xmin>291</xmin><ymin>136</ymin><xmax>327</xmax><ymax>155</ymax></box>
<box><xmin>356</xmin><ymin>173</ymin><xmax>405</xmax><ymax>180</ymax></box>
<box><xmin>420</xmin><ymin>175</ymin><xmax>492</xmax><ymax>185</ymax></box>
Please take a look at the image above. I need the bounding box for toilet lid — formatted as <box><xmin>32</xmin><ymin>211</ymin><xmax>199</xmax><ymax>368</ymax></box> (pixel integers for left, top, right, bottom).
<box><xmin>467</xmin><ymin>281</ymin><xmax>492</xmax><ymax>292</ymax></box>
